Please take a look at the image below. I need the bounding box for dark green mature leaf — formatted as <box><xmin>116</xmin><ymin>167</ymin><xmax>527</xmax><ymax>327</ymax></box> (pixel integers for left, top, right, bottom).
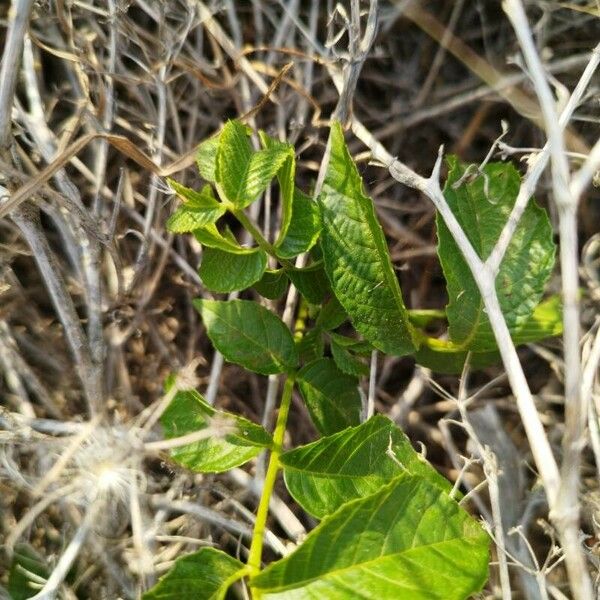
<box><xmin>316</xmin><ymin>296</ymin><xmax>347</xmax><ymax>330</ymax></box>
<box><xmin>297</xmin><ymin>358</ymin><xmax>362</xmax><ymax>435</ymax></box>
<box><xmin>197</xmin><ymin>133</ymin><xmax>220</xmax><ymax>182</ymax></box>
<box><xmin>330</xmin><ymin>334</ymin><xmax>369</xmax><ymax>377</ymax></box>
<box><xmin>160</xmin><ymin>385</ymin><xmax>271</xmax><ymax>472</ymax></box>
<box><xmin>439</xmin><ymin>157</ymin><xmax>555</xmax><ymax>351</ymax></box>
<box><xmin>195</xmin><ymin>299</ymin><xmax>298</xmax><ymax>375</ymax></box>
<box><xmin>286</xmin><ymin>262</ymin><xmax>331</xmax><ymax>304</ymax></box>
<box><xmin>216</xmin><ymin>121</ymin><xmax>293</xmax><ymax>208</ymax></box>
<box><xmin>142</xmin><ymin>548</ymin><xmax>244</xmax><ymax>600</ymax></box>
<box><xmin>167</xmin><ymin>181</ymin><xmax>225</xmax><ymax>233</ymax></box>
<box><xmin>276</xmin><ymin>189</ymin><xmax>322</xmax><ymax>259</ymax></box>
<box><xmin>8</xmin><ymin>544</ymin><xmax>49</xmax><ymax>600</ymax></box>
<box><xmin>281</xmin><ymin>415</ymin><xmax>451</xmax><ymax>518</ymax></box>
<box><xmin>296</xmin><ymin>327</ymin><xmax>325</xmax><ymax>363</ymax></box>
<box><xmin>252</xmin><ymin>475</ymin><xmax>489</xmax><ymax>599</ymax></box>
<box><xmin>253</xmin><ymin>269</ymin><xmax>289</xmax><ymax>299</ymax></box>
<box><xmin>199</xmin><ymin>246</ymin><xmax>267</xmax><ymax>293</ymax></box>
<box><xmin>319</xmin><ymin>122</ymin><xmax>416</xmax><ymax>356</ymax></box>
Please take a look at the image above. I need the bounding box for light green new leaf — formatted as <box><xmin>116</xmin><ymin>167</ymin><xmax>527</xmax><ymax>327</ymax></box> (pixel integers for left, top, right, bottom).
<box><xmin>199</xmin><ymin>246</ymin><xmax>267</xmax><ymax>293</ymax></box>
<box><xmin>281</xmin><ymin>415</ymin><xmax>451</xmax><ymax>518</ymax></box>
<box><xmin>160</xmin><ymin>385</ymin><xmax>271</xmax><ymax>472</ymax></box>
<box><xmin>252</xmin><ymin>475</ymin><xmax>489</xmax><ymax>599</ymax></box>
<box><xmin>195</xmin><ymin>299</ymin><xmax>298</xmax><ymax>375</ymax></box>
<box><xmin>167</xmin><ymin>181</ymin><xmax>225</xmax><ymax>233</ymax></box>
<box><xmin>217</xmin><ymin>120</ymin><xmax>293</xmax><ymax>208</ymax></box>
<box><xmin>439</xmin><ymin>157</ymin><xmax>555</xmax><ymax>351</ymax></box>
<box><xmin>297</xmin><ymin>358</ymin><xmax>362</xmax><ymax>435</ymax></box>
<box><xmin>196</xmin><ymin>133</ymin><xmax>220</xmax><ymax>183</ymax></box>
<box><xmin>276</xmin><ymin>188</ymin><xmax>322</xmax><ymax>259</ymax></box>
<box><xmin>142</xmin><ymin>548</ymin><xmax>245</xmax><ymax>600</ymax></box>
<box><xmin>253</xmin><ymin>268</ymin><xmax>289</xmax><ymax>299</ymax></box>
<box><xmin>319</xmin><ymin>122</ymin><xmax>416</xmax><ymax>356</ymax></box>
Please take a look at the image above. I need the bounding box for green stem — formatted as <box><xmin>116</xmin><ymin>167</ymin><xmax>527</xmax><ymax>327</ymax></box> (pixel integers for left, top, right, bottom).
<box><xmin>247</xmin><ymin>374</ymin><xmax>296</xmax><ymax>587</ymax></box>
<box><xmin>231</xmin><ymin>208</ymin><xmax>293</xmax><ymax>269</ymax></box>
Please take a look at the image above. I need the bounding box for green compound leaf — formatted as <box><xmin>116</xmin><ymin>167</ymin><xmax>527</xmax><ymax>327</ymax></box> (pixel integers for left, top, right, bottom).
<box><xmin>276</xmin><ymin>188</ymin><xmax>322</xmax><ymax>259</ymax></box>
<box><xmin>252</xmin><ymin>475</ymin><xmax>489</xmax><ymax>599</ymax></box>
<box><xmin>196</xmin><ymin>133</ymin><xmax>220</xmax><ymax>182</ymax></box>
<box><xmin>297</xmin><ymin>358</ymin><xmax>362</xmax><ymax>435</ymax></box>
<box><xmin>281</xmin><ymin>415</ymin><xmax>451</xmax><ymax>519</ymax></box>
<box><xmin>253</xmin><ymin>268</ymin><xmax>289</xmax><ymax>299</ymax></box>
<box><xmin>216</xmin><ymin>120</ymin><xmax>293</xmax><ymax>208</ymax></box>
<box><xmin>142</xmin><ymin>548</ymin><xmax>245</xmax><ymax>600</ymax></box>
<box><xmin>199</xmin><ymin>246</ymin><xmax>267</xmax><ymax>293</ymax></box>
<box><xmin>319</xmin><ymin>122</ymin><xmax>416</xmax><ymax>356</ymax></box>
<box><xmin>195</xmin><ymin>299</ymin><xmax>299</xmax><ymax>375</ymax></box>
<box><xmin>8</xmin><ymin>543</ymin><xmax>50</xmax><ymax>600</ymax></box>
<box><xmin>286</xmin><ymin>262</ymin><xmax>331</xmax><ymax>304</ymax></box>
<box><xmin>166</xmin><ymin>181</ymin><xmax>225</xmax><ymax>233</ymax></box>
<box><xmin>160</xmin><ymin>384</ymin><xmax>272</xmax><ymax>473</ymax></box>
<box><xmin>439</xmin><ymin>157</ymin><xmax>555</xmax><ymax>352</ymax></box>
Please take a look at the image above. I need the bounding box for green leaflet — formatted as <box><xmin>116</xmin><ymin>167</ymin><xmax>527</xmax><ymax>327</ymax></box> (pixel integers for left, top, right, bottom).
<box><xmin>166</xmin><ymin>181</ymin><xmax>225</xmax><ymax>233</ymax></box>
<box><xmin>216</xmin><ymin>120</ymin><xmax>293</xmax><ymax>208</ymax></box>
<box><xmin>414</xmin><ymin>296</ymin><xmax>563</xmax><ymax>373</ymax></box>
<box><xmin>297</xmin><ymin>358</ymin><xmax>362</xmax><ymax>435</ymax></box>
<box><xmin>142</xmin><ymin>548</ymin><xmax>245</xmax><ymax>600</ymax></box>
<box><xmin>315</xmin><ymin>296</ymin><xmax>347</xmax><ymax>330</ymax></box>
<box><xmin>276</xmin><ymin>188</ymin><xmax>322</xmax><ymax>259</ymax></box>
<box><xmin>296</xmin><ymin>326</ymin><xmax>325</xmax><ymax>363</ymax></box>
<box><xmin>196</xmin><ymin>133</ymin><xmax>220</xmax><ymax>182</ymax></box>
<box><xmin>330</xmin><ymin>334</ymin><xmax>369</xmax><ymax>377</ymax></box>
<box><xmin>438</xmin><ymin>157</ymin><xmax>555</xmax><ymax>351</ymax></box>
<box><xmin>193</xmin><ymin>223</ymin><xmax>252</xmax><ymax>254</ymax></box>
<box><xmin>252</xmin><ymin>475</ymin><xmax>489</xmax><ymax>599</ymax></box>
<box><xmin>319</xmin><ymin>122</ymin><xmax>417</xmax><ymax>356</ymax></box>
<box><xmin>199</xmin><ymin>246</ymin><xmax>267</xmax><ymax>293</ymax></box>
<box><xmin>160</xmin><ymin>385</ymin><xmax>272</xmax><ymax>472</ymax></box>
<box><xmin>195</xmin><ymin>299</ymin><xmax>299</xmax><ymax>375</ymax></box>
<box><xmin>259</xmin><ymin>131</ymin><xmax>296</xmax><ymax>247</ymax></box>
<box><xmin>253</xmin><ymin>268</ymin><xmax>289</xmax><ymax>299</ymax></box>
<box><xmin>286</xmin><ymin>262</ymin><xmax>331</xmax><ymax>304</ymax></box>
<box><xmin>281</xmin><ymin>415</ymin><xmax>451</xmax><ymax>518</ymax></box>
<box><xmin>8</xmin><ymin>544</ymin><xmax>50</xmax><ymax>600</ymax></box>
